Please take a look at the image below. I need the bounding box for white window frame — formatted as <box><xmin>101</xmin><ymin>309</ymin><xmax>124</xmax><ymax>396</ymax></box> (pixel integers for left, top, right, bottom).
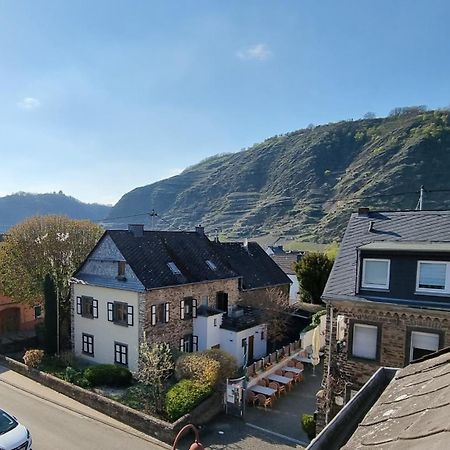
<box><xmin>361</xmin><ymin>258</ymin><xmax>390</xmax><ymax>290</ymax></box>
<box><xmin>416</xmin><ymin>260</ymin><xmax>450</xmax><ymax>294</ymax></box>
<box><xmin>351</xmin><ymin>323</ymin><xmax>379</xmax><ymax>361</ymax></box>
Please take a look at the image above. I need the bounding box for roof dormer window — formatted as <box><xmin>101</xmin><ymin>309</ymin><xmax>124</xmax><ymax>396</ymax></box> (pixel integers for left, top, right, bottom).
<box><xmin>167</xmin><ymin>262</ymin><xmax>182</xmax><ymax>275</ymax></box>
<box><xmin>117</xmin><ymin>261</ymin><xmax>126</xmax><ymax>280</ymax></box>
<box><xmin>416</xmin><ymin>261</ymin><xmax>449</xmax><ymax>293</ymax></box>
<box><xmin>361</xmin><ymin>258</ymin><xmax>390</xmax><ymax>290</ymax></box>
<box><xmin>205</xmin><ymin>260</ymin><xmax>217</xmax><ymax>271</ymax></box>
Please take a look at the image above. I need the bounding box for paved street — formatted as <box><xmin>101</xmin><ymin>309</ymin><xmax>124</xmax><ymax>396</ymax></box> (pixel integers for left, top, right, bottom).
<box><xmin>0</xmin><ymin>365</ymin><xmax>168</xmax><ymax>450</ymax></box>
<box><xmin>0</xmin><ymin>364</ymin><xmax>307</xmax><ymax>449</ymax></box>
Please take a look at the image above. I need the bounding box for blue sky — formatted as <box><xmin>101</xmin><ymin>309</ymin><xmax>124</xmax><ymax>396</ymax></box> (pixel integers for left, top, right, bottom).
<box><xmin>1</xmin><ymin>0</ymin><xmax>449</xmax><ymax>204</ymax></box>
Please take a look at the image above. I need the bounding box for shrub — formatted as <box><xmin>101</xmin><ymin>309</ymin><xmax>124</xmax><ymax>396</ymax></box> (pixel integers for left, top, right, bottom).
<box><xmin>63</xmin><ymin>366</ymin><xmax>91</xmax><ymax>389</ymax></box>
<box><xmin>175</xmin><ymin>353</ymin><xmax>220</xmax><ymax>387</ymax></box>
<box><xmin>83</xmin><ymin>364</ymin><xmax>132</xmax><ymax>387</ymax></box>
<box><xmin>23</xmin><ymin>349</ymin><xmax>44</xmax><ymax>368</ymax></box>
<box><xmin>203</xmin><ymin>349</ymin><xmax>237</xmax><ymax>382</ymax></box>
<box><xmin>120</xmin><ymin>384</ymin><xmax>154</xmax><ymax>412</ymax></box>
<box><xmin>165</xmin><ymin>380</ymin><xmax>212</xmax><ymax>421</ymax></box>
<box><xmin>301</xmin><ymin>414</ymin><xmax>316</xmax><ymax>440</ymax></box>
<box><xmin>59</xmin><ymin>351</ymin><xmax>75</xmax><ymax>367</ymax></box>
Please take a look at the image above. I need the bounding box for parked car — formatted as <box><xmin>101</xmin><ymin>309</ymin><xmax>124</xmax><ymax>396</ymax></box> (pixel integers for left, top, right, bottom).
<box><xmin>0</xmin><ymin>409</ymin><xmax>32</xmax><ymax>450</ymax></box>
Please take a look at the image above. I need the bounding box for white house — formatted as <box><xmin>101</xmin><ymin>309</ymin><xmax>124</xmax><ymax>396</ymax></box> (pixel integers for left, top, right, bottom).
<box><xmin>71</xmin><ymin>225</ymin><xmax>291</xmax><ymax>372</ymax></box>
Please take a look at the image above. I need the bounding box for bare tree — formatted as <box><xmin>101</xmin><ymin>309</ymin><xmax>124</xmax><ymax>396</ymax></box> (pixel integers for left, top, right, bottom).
<box><xmin>239</xmin><ymin>287</ymin><xmax>290</xmax><ymax>344</ymax></box>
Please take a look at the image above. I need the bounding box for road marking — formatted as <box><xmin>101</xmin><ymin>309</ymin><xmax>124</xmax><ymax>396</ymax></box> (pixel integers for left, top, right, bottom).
<box><xmin>0</xmin><ymin>376</ymin><xmax>169</xmax><ymax>449</ymax></box>
<box><xmin>245</xmin><ymin>422</ymin><xmax>308</xmax><ymax>447</ymax></box>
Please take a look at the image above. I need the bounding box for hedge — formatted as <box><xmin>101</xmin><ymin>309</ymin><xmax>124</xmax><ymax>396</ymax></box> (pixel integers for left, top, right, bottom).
<box><xmin>165</xmin><ymin>380</ymin><xmax>212</xmax><ymax>421</ymax></box>
<box><xmin>83</xmin><ymin>364</ymin><xmax>132</xmax><ymax>387</ymax></box>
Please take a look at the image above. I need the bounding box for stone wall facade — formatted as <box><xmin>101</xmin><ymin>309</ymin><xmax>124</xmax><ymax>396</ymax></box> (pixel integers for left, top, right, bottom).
<box><xmin>316</xmin><ymin>300</ymin><xmax>450</xmax><ymax>431</ymax></box>
<box><xmin>143</xmin><ymin>278</ymin><xmax>240</xmax><ymax>350</ymax></box>
<box><xmin>239</xmin><ymin>284</ymin><xmax>290</xmax><ymax>309</ymax></box>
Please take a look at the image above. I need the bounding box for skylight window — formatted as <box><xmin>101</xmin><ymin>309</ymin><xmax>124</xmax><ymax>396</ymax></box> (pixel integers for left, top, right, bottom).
<box><xmin>167</xmin><ymin>262</ymin><xmax>182</xmax><ymax>275</ymax></box>
<box><xmin>206</xmin><ymin>260</ymin><xmax>217</xmax><ymax>271</ymax></box>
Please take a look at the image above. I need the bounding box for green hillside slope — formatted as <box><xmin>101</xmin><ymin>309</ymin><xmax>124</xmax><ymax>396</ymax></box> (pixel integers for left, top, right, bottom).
<box><xmin>0</xmin><ymin>192</ymin><xmax>111</xmax><ymax>232</ymax></box>
<box><xmin>108</xmin><ymin>109</ymin><xmax>450</xmax><ymax>242</ymax></box>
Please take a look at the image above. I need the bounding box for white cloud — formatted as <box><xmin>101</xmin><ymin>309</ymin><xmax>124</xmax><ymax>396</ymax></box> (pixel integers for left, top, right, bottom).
<box><xmin>17</xmin><ymin>97</ymin><xmax>41</xmax><ymax>110</ymax></box>
<box><xmin>236</xmin><ymin>43</ymin><xmax>273</xmax><ymax>61</ymax></box>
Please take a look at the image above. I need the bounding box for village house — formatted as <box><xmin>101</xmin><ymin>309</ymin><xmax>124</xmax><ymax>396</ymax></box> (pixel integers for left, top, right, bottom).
<box><xmin>71</xmin><ymin>225</ymin><xmax>290</xmax><ymax>371</ymax></box>
<box><xmin>316</xmin><ymin>209</ymin><xmax>450</xmax><ymax>431</ymax></box>
<box><xmin>266</xmin><ymin>245</ymin><xmax>302</xmax><ymax>305</ymax></box>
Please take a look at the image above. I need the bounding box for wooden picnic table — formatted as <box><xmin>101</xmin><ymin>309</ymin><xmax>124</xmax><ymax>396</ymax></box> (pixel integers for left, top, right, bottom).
<box><xmin>250</xmin><ymin>385</ymin><xmax>277</xmax><ymax>397</ymax></box>
<box><xmin>267</xmin><ymin>374</ymin><xmax>292</xmax><ymax>385</ymax></box>
<box><xmin>283</xmin><ymin>366</ymin><xmax>303</xmax><ymax>374</ymax></box>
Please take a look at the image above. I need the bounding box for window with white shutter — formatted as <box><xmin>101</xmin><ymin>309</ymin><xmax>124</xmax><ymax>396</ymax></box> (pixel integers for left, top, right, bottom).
<box><xmin>192</xmin><ymin>335</ymin><xmax>198</xmax><ymax>352</ymax></box>
<box><xmin>151</xmin><ymin>305</ymin><xmax>157</xmax><ymax>326</ymax></box>
<box><xmin>180</xmin><ymin>337</ymin><xmax>185</xmax><ymax>352</ymax></box>
<box><xmin>127</xmin><ymin>305</ymin><xmax>134</xmax><ymax>326</ymax></box>
<box><xmin>76</xmin><ymin>297</ymin><xmax>82</xmax><ymax>315</ymax></box>
<box><xmin>351</xmin><ymin>323</ymin><xmax>379</xmax><ymax>360</ymax></box>
<box><xmin>93</xmin><ymin>299</ymin><xmax>98</xmax><ymax>318</ymax></box>
<box><xmin>107</xmin><ymin>302</ymin><xmax>114</xmax><ymax>322</ymax></box>
<box><xmin>192</xmin><ymin>298</ymin><xmax>197</xmax><ymax>318</ymax></box>
<box><xmin>180</xmin><ymin>300</ymin><xmax>185</xmax><ymax>320</ymax></box>
<box><xmin>164</xmin><ymin>302</ymin><xmax>170</xmax><ymax>323</ymax></box>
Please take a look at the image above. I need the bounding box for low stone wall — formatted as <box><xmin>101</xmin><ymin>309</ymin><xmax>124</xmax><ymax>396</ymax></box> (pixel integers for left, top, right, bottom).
<box><xmin>0</xmin><ymin>354</ymin><xmax>223</xmax><ymax>444</ymax></box>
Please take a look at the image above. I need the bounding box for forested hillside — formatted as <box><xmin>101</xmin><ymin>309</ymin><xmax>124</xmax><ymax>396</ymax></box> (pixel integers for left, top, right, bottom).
<box><xmin>108</xmin><ymin>108</ymin><xmax>450</xmax><ymax>242</ymax></box>
<box><xmin>0</xmin><ymin>192</ymin><xmax>111</xmax><ymax>232</ymax></box>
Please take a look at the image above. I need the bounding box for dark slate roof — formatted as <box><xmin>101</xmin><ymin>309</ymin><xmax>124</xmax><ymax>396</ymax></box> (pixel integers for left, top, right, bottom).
<box><xmin>342</xmin><ymin>348</ymin><xmax>450</xmax><ymax>450</ymax></box>
<box><xmin>211</xmin><ymin>241</ymin><xmax>292</xmax><ymax>290</ymax></box>
<box><xmin>107</xmin><ymin>230</ymin><xmax>238</xmax><ymax>289</ymax></box>
<box><xmin>324</xmin><ymin>210</ymin><xmax>450</xmax><ymax>300</ymax></box>
<box><xmin>81</xmin><ymin>230</ymin><xmax>290</xmax><ymax>291</ymax></box>
<box><xmin>271</xmin><ymin>253</ymin><xmax>301</xmax><ymax>275</ymax></box>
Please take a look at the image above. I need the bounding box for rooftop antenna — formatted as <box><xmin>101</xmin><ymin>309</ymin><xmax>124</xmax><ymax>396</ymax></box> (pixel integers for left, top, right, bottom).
<box><xmin>415</xmin><ymin>185</ymin><xmax>425</xmax><ymax>211</ymax></box>
<box><xmin>149</xmin><ymin>209</ymin><xmax>158</xmax><ymax>230</ymax></box>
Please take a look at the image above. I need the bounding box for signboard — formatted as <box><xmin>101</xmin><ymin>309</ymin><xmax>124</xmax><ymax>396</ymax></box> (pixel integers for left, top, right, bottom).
<box><xmin>225</xmin><ymin>375</ymin><xmax>246</xmax><ymax>418</ymax></box>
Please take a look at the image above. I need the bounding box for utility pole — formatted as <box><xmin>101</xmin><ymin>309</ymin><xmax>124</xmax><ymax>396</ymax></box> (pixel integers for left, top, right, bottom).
<box><xmin>416</xmin><ymin>185</ymin><xmax>425</xmax><ymax>211</ymax></box>
<box><xmin>149</xmin><ymin>209</ymin><xmax>157</xmax><ymax>229</ymax></box>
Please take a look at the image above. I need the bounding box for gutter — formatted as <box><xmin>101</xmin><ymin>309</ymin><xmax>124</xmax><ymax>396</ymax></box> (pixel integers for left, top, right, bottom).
<box><xmin>307</xmin><ymin>366</ymin><xmax>398</xmax><ymax>450</ymax></box>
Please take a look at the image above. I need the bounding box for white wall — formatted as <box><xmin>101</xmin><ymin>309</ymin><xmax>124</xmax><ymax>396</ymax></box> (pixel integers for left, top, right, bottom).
<box><xmin>193</xmin><ymin>313</ymin><xmax>223</xmax><ymax>351</ymax></box>
<box><xmin>219</xmin><ymin>324</ymin><xmax>267</xmax><ymax>366</ymax></box>
<box><xmin>73</xmin><ymin>284</ymin><xmax>140</xmax><ymax>372</ymax></box>
<box><xmin>289</xmin><ymin>274</ymin><xmax>299</xmax><ymax>305</ymax></box>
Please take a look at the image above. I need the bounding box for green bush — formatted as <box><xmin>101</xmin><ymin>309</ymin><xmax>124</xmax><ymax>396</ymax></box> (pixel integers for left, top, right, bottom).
<box><xmin>63</xmin><ymin>366</ymin><xmax>91</xmax><ymax>389</ymax></box>
<box><xmin>120</xmin><ymin>384</ymin><xmax>153</xmax><ymax>411</ymax></box>
<box><xmin>165</xmin><ymin>380</ymin><xmax>212</xmax><ymax>421</ymax></box>
<box><xmin>84</xmin><ymin>364</ymin><xmax>132</xmax><ymax>387</ymax></box>
<box><xmin>301</xmin><ymin>413</ymin><xmax>316</xmax><ymax>440</ymax></box>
